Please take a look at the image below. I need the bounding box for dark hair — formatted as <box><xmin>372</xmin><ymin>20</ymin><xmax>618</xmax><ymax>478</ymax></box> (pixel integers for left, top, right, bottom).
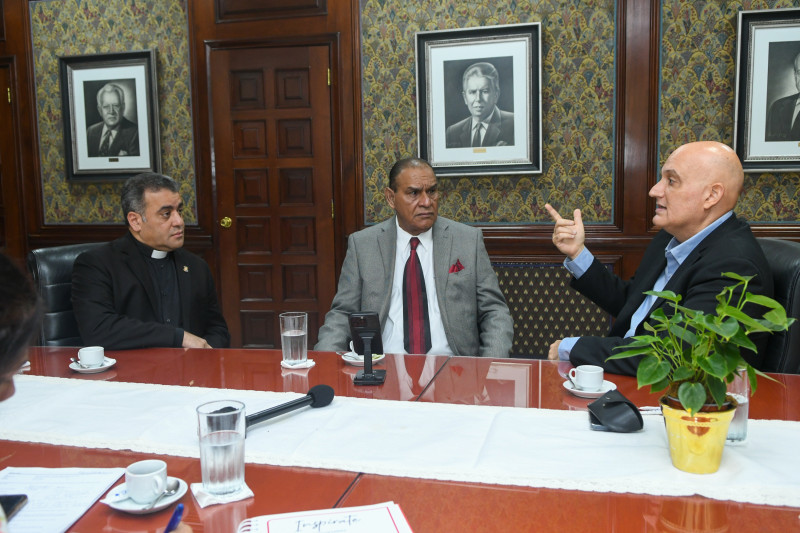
<box><xmin>121</xmin><ymin>173</ymin><xmax>180</xmax><ymax>225</ymax></box>
<box><xmin>0</xmin><ymin>253</ymin><xmax>42</xmax><ymax>376</ymax></box>
<box><xmin>387</xmin><ymin>157</ymin><xmax>434</xmax><ymax>191</ymax></box>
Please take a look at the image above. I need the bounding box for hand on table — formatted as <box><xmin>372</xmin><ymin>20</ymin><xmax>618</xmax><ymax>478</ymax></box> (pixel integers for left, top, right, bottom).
<box><xmin>548</xmin><ymin>340</ymin><xmax>561</xmax><ymax>361</ymax></box>
<box><xmin>182</xmin><ymin>331</ymin><xmax>212</xmax><ymax>349</ymax></box>
<box><xmin>545</xmin><ymin>203</ymin><xmax>585</xmax><ymax>260</ymax></box>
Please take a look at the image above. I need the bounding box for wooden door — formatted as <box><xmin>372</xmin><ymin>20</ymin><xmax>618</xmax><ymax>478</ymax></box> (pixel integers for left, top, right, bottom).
<box><xmin>209</xmin><ymin>44</ymin><xmax>336</xmax><ymax>348</ymax></box>
<box><xmin>0</xmin><ymin>64</ymin><xmax>24</xmax><ymax>259</ymax></box>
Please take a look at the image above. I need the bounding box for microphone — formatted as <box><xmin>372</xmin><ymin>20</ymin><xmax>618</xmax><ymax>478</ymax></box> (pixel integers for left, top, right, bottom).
<box><xmin>245</xmin><ymin>384</ymin><xmax>334</xmax><ymax>429</ymax></box>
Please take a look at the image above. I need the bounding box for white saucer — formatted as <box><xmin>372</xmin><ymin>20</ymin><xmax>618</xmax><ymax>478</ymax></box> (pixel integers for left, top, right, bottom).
<box><xmin>102</xmin><ymin>477</ymin><xmax>187</xmax><ymax>515</ymax></box>
<box><xmin>562</xmin><ymin>379</ymin><xmax>616</xmax><ymax>399</ymax></box>
<box><xmin>341</xmin><ymin>352</ymin><xmax>385</xmax><ymax>366</ymax></box>
<box><xmin>69</xmin><ymin>357</ymin><xmax>116</xmax><ymax>374</ymax></box>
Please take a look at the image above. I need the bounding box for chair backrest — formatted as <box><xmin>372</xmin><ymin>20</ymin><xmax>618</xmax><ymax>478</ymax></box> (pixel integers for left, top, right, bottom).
<box><xmin>492</xmin><ymin>262</ymin><xmax>612</xmax><ymax>358</ymax></box>
<box><xmin>26</xmin><ymin>242</ymin><xmax>105</xmax><ymax>347</ymax></box>
<box><xmin>757</xmin><ymin>238</ymin><xmax>800</xmax><ymax>374</ymax></box>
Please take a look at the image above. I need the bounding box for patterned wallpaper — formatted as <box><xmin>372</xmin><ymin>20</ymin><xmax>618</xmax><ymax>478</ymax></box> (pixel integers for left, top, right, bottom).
<box><xmin>360</xmin><ymin>0</ymin><xmax>617</xmax><ymax>225</ymax></box>
<box><xmin>30</xmin><ymin>0</ymin><xmax>196</xmax><ymax>225</ymax></box>
<box><xmin>28</xmin><ymin>1</ymin><xmax>799</xmax><ymax>226</ymax></box>
<box><xmin>659</xmin><ymin>0</ymin><xmax>800</xmax><ymax>223</ymax></box>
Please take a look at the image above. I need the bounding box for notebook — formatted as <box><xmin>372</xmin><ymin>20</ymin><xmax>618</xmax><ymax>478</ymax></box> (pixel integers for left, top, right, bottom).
<box><xmin>237</xmin><ymin>501</ymin><xmax>413</xmax><ymax>532</ymax></box>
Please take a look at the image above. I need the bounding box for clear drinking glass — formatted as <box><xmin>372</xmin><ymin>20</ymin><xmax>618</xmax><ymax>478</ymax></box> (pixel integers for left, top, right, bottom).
<box><xmin>197</xmin><ymin>400</ymin><xmax>246</xmax><ymax>494</ymax></box>
<box><xmin>280</xmin><ymin>312</ymin><xmax>308</xmax><ymax>366</ymax></box>
<box><xmin>726</xmin><ymin>367</ymin><xmax>750</xmax><ymax>443</ymax></box>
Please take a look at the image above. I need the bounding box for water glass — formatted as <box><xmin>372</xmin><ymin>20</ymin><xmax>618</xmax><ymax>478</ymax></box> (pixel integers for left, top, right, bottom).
<box><xmin>726</xmin><ymin>368</ymin><xmax>750</xmax><ymax>443</ymax></box>
<box><xmin>280</xmin><ymin>312</ymin><xmax>308</xmax><ymax>366</ymax></box>
<box><xmin>197</xmin><ymin>400</ymin><xmax>246</xmax><ymax>495</ymax></box>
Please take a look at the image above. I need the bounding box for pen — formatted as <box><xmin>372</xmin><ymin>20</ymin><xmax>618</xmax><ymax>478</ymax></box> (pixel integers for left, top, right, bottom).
<box><xmin>163</xmin><ymin>503</ymin><xmax>184</xmax><ymax>533</ymax></box>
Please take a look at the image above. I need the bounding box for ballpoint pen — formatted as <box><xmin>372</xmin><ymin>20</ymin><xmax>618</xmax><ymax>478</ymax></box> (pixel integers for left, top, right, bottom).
<box><xmin>163</xmin><ymin>503</ymin><xmax>184</xmax><ymax>533</ymax></box>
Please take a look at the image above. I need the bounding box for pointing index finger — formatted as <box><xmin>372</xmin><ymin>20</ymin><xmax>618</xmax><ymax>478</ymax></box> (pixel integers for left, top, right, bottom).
<box><xmin>544</xmin><ymin>203</ymin><xmax>563</xmax><ymax>222</ymax></box>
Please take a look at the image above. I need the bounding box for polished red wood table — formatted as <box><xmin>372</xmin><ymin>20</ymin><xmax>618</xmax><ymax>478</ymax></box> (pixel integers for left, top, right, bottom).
<box><xmin>3</xmin><ymin>348</ymin><xmax>799</xmax><ymax>532</ymax></box>
<box><xmin>369</xmin><ymin>357</ymin><xmax>800</xmax><ymax>533</ymax></box>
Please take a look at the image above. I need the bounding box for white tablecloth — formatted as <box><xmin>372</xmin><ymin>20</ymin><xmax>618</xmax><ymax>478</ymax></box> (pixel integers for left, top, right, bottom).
<box><xmin>1</xmin><ymin>375</ymin><xmax>799</xmax><ymax>507</ymax></box>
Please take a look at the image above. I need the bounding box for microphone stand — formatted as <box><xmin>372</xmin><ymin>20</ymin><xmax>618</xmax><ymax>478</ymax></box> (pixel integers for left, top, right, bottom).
<box><xmin>353</xmin><ymin>332</ymin><xmax>386</xmax><ymax>385</ymax></box>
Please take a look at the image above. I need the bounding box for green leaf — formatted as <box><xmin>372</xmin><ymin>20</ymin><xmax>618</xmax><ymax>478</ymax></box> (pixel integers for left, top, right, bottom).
<box><xmin>745</xmin><ymin>293</ymin><xmax>783</xmax><ymax>309</ymax></box>
<box><xmin>607</xmin><ymin>347</ymin><xmax>653</xmax><ymax>360</ymax></box>
<box><xmin>645</xmin><ymin>290</ymin><xmax>680</xmax><ymax>303</ymax></box>
<box><xmin>672</xmin><ymin>365</ymin><xmax>694</xmax><ymax>382</ymax></box>
<box><xmin>678</xmin><ymin>382</ymin><xmax>706</xmax><ymax>415</ymax></box>
<box><xmin>727</xmin><ymin>329</ymin><xmax>756</xmax><ymax>351</ymax></box>
<box><xmin>668</xmin><ymin>324</ymin><xmax>697</xmax><ymax>345</ymax></box>
<box><xmin>636</xmin><ymin>355</ymin><xmax>671</xmax><ymax>387</ymax></box>
<box><xmin>649</xmin><ymin>377</ymin><xmax>670</xmax><ymax>393</ymax></box>
<box><xmin>722</xmin><ymin>272</ymin><xmax>752</xmax><ymax>283</ymax></box>
<box><xmin>763</xmin><ymin>308</ymin><xmax>791</xmax><ymax>326</ymax></box>
<box><xmin>725</xmin><ymin>307</ymin><xmax>768</xmax><ymax>331</ymax></box>
<box><xmin>701</xmin><ymin>315</ymin><xmax>739</xmax><ymax>338</ymax></box>
<box><xmin>697</xmin><ymin>351</ymin><xmax>728</xmax><ymax>379</ymax></box>
<box><xmin>707</xmin><ymin>376</ymin><xmax>727</xmax><ymax>407</ymax></box>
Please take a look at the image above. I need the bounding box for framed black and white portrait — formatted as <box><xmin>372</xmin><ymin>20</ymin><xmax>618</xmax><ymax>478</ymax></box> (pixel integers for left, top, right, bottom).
<box><xmin>59</xmin><ymin>49</ymin><xmax>161</xmax><ymax>181</ymax></box>
<box><xmin>734</xmin><ymin>8</ymin><xmax>800</xmax><ymax>172</ymax></box>
<box><xmin>416</xmin><ymin>23</ymin><xmax>542</xmax><ymax>176</ymax></box>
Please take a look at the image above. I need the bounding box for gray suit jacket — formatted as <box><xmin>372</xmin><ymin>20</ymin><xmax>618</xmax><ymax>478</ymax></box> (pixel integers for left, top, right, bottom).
<box><xmin>315</xmin><ymin>216</ymin><xmax>513</xmax><ymax>357</ymax></box>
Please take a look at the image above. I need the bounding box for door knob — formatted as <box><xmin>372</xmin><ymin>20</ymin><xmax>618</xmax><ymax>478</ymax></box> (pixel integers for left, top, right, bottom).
<box><xmin>219</xmin><ymin>216</ymin><xmax>232</xmax><ymax>228</ymax></box>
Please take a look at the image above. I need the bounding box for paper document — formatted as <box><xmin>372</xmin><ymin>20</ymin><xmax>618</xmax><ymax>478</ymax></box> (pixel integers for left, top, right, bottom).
<box><xmin>0</xmin><ymin>467</ymin><xmax>124</xmax><ymax>533</ymax></box>
<box><xmin>237</xmin><ymin>501</ymin><xmax>414</xmax><ymax>532</ymax></box>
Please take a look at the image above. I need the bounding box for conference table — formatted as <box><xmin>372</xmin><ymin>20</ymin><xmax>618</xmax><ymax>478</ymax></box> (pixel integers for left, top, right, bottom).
<box><xmin>2</xmin><ymin>346</ymin><xmax>799</xmax><ymax>532</ymax></box>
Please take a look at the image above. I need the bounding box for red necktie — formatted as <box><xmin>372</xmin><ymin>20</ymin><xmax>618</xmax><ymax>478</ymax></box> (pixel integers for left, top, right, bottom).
<box><xmin>403</xmin><ymin>237</ymin><xmax>431</xmax><ymax>354</ymax></box>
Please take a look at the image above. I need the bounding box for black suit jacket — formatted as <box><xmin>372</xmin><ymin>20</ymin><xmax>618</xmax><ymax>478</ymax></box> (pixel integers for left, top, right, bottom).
<box><xmin>86</xmin><ymin>117</ymin><xmax>140</xmax><ymax>157</ymax></box>
<box><xmin>72</xmin><ymin>233</ymin><xmax>230</xmax><ymax>349</ymax></box>
<box><xmin>445</xmin><ymin>107</ymin><xmax>515</xmax><ymax>148</ymax></box>
<box><xmin>569</xmin><ymin>215</ymin><xmax>772</xmax><ymax>375</ymax></box>
<box><xmin>765</xmin><ymin>92</ymin><xmax>800</xmax><ymax>142</ymax></box>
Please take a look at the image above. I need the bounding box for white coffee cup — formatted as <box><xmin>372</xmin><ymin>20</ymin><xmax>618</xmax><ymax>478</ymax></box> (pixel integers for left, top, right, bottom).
<box><xmin>125</xmin><ymin>459</ymin><xmax>167</xmax><ymax>504</ymax></box>
<box><xmin>77</xmin><ymin>346</ymin><xmax>105</xmax><ymax>368</ymax></box>
<box><xmin>569</xmin><ymin>365</ymin><xmax>604</xmax><ymax>392</ymax></box>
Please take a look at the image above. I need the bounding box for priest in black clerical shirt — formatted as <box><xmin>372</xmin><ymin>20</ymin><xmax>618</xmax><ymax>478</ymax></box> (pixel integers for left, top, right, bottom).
<box><xmin>72</xmin><ymin>173</ymin><xmax>230</xmax><ymax>350</ymax></box>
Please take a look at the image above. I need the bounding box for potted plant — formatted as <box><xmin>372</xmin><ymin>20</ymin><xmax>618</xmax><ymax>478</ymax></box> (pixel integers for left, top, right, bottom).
<box><xmin>608</xmin><ymin>272</ymin><xmax>795</xmax><ymax>474</ymax></box>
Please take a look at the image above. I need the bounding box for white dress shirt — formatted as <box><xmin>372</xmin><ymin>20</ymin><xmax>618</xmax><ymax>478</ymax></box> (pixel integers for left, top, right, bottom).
<box><xmin>382</xmin><ymin>220</ymin><xmax>454</xmax><ymax>355</ymax></box>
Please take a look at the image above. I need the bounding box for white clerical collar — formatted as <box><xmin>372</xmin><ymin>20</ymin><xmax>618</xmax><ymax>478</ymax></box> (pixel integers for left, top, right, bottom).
<box><xmin>151</xmin><ymin>249</ymin><xmax>168</xmax><ymax>259</ymax></box>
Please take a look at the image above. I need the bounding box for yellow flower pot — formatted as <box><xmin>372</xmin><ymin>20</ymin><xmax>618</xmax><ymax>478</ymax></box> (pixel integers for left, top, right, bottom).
<box><xmin>660</xmin><ymin>400</ymin><xmax>736</xmax><ymax>474</ymax></box>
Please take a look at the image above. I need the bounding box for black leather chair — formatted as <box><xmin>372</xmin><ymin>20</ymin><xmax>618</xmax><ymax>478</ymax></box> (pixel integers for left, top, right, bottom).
<box><xmin>26</xmin><ymin>242</ymin><xmax>104</xmax><ymax>346</ymax></box>
<box><xmin>757</xmin><ymin>238</ymin><xmax>800</xmax><ymax>374</ymax></box>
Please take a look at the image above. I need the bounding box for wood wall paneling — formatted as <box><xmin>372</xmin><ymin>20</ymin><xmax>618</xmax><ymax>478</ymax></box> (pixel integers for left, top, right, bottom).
<box><xmin>215</xmin><ymin>0</ymin><xmax>327</xmax><ymax>23</ymax></box>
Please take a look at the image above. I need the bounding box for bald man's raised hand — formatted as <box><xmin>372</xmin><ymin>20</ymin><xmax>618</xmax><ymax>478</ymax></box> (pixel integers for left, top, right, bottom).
<box><xmin>545</xmin><ymin>203</ymin><xmax>585</xmax><ymax>260</ymax></box>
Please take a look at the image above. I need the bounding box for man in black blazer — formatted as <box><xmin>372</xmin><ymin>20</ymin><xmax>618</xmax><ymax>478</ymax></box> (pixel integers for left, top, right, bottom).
<box><xmin>765</xmin><ymin>51</ymin><xmax>800</xmax><ymax>142</ymax></box>
<box><xmin>545</xmin><ymin>141</ymin><xmax>772</xmax><ymax>375</ymax></box>
<box><xmin>72</xmin><ymin>173</ymin><xmax>230</xmax><ymax>350</ymax></box>
<box><xmin>86</xmin><ymin>83</ymin><xmax>140</xmax><ymax>157</ymax></box>
<box><xmin>445</xmin><ymin>62</ymin><xmax>514</xmax><ymax>148</ymax></box>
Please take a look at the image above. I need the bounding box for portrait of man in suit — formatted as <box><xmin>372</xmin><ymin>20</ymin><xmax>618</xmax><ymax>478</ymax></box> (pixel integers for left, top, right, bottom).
<box><xmin>86</xmin><ymin>82</ymin><xmax>140</xmax><ymax>157</ymax></box>
<box><xmin>765</xmin><ymin>49</ymin><xmax>800</xmax><ymax>142</ymax></box>
<box><xmin>445</xmin><ymin>62</ymin><xmax>515</xmax><ymax>148</ymax></box>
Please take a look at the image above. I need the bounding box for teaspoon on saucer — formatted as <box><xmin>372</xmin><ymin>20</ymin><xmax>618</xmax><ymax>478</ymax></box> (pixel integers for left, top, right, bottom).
<box><xmin>144</xmin><ymin>478</ymin><xmax>181</xmax><ymax>510</ymax></box>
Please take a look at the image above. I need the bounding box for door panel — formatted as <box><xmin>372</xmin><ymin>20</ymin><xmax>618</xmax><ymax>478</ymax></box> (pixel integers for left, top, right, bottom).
<box><xmin>210</xmin><ymin>45</ymin><xmax>335</xmax><ymax>348</ymax></box>
<box><xmin>0</xmin><ymin>64</ymin><xmax>24</xmax><ymax>259</ymax></box>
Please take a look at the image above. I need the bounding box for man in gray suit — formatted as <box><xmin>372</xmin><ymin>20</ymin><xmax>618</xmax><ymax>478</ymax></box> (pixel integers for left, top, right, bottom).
<box><xmin>445</xmin><ymin>62</ymin><xmax>515</xmax><ymax>148</ymax></box>
<box><xmin>315</xmin><ymin>157</ymin><xmax>513</xmax><ymax>357</ymax></box>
